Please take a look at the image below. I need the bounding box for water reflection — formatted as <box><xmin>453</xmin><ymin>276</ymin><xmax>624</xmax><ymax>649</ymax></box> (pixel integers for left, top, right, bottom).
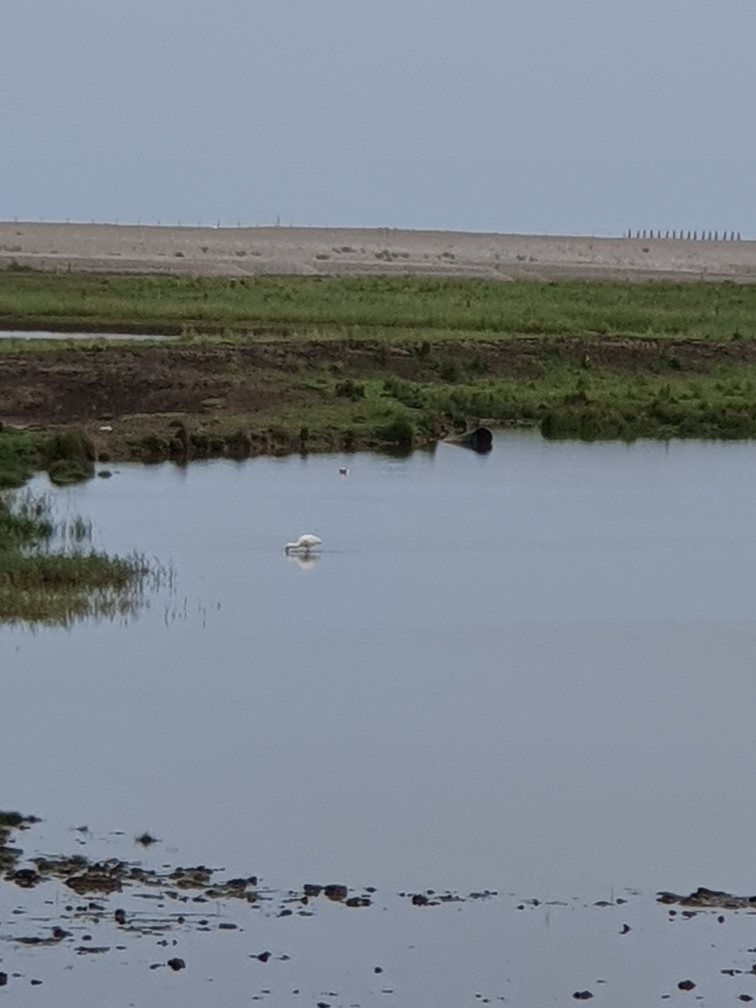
<box><xmin>287</xmin><ymin>551</ymin><xmax>320</xmax><ymax>570</ymax></box>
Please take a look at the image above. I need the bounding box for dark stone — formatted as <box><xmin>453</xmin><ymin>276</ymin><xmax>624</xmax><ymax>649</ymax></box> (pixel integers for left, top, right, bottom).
<box><xmin>167</xmin><ymin>958</ymin><xmax>186</xmax><ymax>972</ymax></box>
<box><xmin>620</xmin><ymin>923</ymin><xmax>631</xmax><ymax>934</ymax></box>
<box><xmin>218</xmin><ymin>923</ymin><xmax>237</xmax><ymax>929</ymax></box>
<box><xmin>303</xmin><ymin>884</ymin><xmax>322</xmax><ymax>897</ymax></box>
<box><xmin>114</xmin><ymin>909</ymin><xmax>127</xmax><ymax>925</ymax></box>
<box><xmin>677</xmin><ymin>980</ymin><xmax>696</xmax><ymax>991</ymax></box>
<box><xmin>10</xmin><ymin>868</ymin><xmax>40</xmax><ymax>888</ymax></box>
<box><xmin>411</xmin><ymin>894</ymin><xmax>429</xmax><ymax>906</ymax></box>
<box><xmin>447</xmin><ymin>427</ymin><xmax>493</xmax><ymax>453</ymax></box>
<box><xmin>323</xmin><ymin>884</ymin><xmax>348</xmax><ymax>902</ymax></box>
<box><xmin>256</xmin><ymin>952</ymin><xmax>271</xmax><ymax>963</ymax></box>
<box><xmin>0</xmin><ymin>973</ymin><xmax>7</xmax><ymax>986</ymax></box>
<box><xmin>572</xmin><ymin>993</ymin><xmax>593</xmax><ymax>1000</ymax></box>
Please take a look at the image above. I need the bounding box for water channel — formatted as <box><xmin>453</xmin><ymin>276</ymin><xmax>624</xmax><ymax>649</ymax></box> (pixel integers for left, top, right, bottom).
<box><xmin>3</xmin><ymin>432</ymin><xmax>756</xmax><ymax>1006</ymax></box>
<box><xmin>0</xmin><ymin>331</ymin><xmax>174</xmax><ymax>341</ymax></box>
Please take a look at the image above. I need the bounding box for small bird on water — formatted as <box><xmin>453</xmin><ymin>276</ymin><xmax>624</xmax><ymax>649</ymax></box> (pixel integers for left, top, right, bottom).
<box><xmin>284</xmin><ymin>534</ymin><xmax>322</xmax><ymax>555</ymax></box>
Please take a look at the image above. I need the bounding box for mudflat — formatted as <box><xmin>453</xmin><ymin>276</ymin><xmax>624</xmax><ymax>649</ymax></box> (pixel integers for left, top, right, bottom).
<box><xmin>2</xmin><ymin>222</ymin><xmax>756</xmax><ymax>281</ymax></box>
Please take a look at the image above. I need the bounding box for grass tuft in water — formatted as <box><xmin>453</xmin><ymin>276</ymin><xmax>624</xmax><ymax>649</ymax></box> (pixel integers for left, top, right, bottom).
<box><xmin>0</xmin><ymin>470</ymin><xmax>153</xmax><ymax>626</ymax></box>
<box><xmin>0</xmin><ymin>429</ymin><xmax>96</xmax><ymax>488</ymax></box>
<box><xmin>42</xmin><ymin>432</ymin><xmax>95</xmax><ymax>485</ymax></box>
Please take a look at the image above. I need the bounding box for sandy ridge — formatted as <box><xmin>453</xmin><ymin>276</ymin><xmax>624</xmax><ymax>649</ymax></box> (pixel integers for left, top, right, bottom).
<box><xmin>2</xmin><ymin>222</ymin><xmax>756</xmax><ymax>282</ymax></box>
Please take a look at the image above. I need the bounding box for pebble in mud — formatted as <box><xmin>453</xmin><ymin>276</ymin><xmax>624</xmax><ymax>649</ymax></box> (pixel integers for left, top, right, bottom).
<box><xmin>738</xmin><ymin>996</ymin><xmax>754</xmax><ymax>1002</ymax></box>
<box><xmin>9</xmin><ymin>868</ymin><xmax>40</xmax><ymax>888</ymax></box>
<box><xmin>136</xmin><ymin>832</ymin><xmax>159</xmax><ymax>846</ymax></box>
<box><xmin>677</xmin><ymin>980</ymin><xmax>696</xmax><ymax>991</ymax></box>
<box><xmin>572</xmin><ymin>992</ymin><xmax>593</xmax><ymax>1000</ymax></box>
<box><xmin>167</xmin><ymin>958</ymin><xmax>186</xmax><ymax>971</ymax></box>
<box><xmin>0</xmin><ymin>973</ymin><xmax>7</xmax><ymax>987</ymax></box>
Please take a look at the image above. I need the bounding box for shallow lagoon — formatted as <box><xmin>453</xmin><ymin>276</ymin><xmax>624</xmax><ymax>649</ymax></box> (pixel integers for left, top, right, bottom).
<box><xmin>3</xmin><ymin>432</ymin><xmax>756</xmax><ymax>1005</ymax></box>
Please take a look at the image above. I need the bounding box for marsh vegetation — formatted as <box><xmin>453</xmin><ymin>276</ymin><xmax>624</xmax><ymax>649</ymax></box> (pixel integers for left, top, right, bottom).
<box><xmin>0</xmin><ymin>431</ymin><xmax>149</xmax><ymax>625</ymax></box>
<box><xmin>2</xmin><ymin>272</ymin><xmax>756</xmax><ymax>342</ymax></box>
<box><xmin>3</xmin><ymin>273</ymin><xmax>756</xmax><ymax>453</ymax></box>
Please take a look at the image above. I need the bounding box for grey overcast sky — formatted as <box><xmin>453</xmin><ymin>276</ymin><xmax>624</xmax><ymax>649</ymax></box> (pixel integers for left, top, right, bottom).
<box><xmin>2</xmin><ymin>0</ymin><xmax>754</xmax><ymax>236</ymax></box>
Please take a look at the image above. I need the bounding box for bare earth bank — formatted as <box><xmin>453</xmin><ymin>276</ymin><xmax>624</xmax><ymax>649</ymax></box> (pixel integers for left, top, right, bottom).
<box><xmin>2</xmin><ymin>222</ymin><xmax>756</xmax><ymax>281</ymax></box>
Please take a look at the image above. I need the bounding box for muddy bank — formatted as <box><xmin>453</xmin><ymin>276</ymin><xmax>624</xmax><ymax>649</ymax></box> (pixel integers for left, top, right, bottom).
<box><xmin>3</xmin><ymin>814</ymin><xmax>756</xmax><ymax>1004</ymax></box>
<box><xmin>4</xmin><ymin>336</ymin><xmax>756</xmax><ymax>459</ymax></box>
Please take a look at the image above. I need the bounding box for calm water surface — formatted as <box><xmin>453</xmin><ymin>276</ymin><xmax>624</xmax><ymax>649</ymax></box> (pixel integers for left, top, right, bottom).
<box><xmin>3</xmin><ymin>432</ymin><xmax>756</xmax><ymax>1006</ymax></box>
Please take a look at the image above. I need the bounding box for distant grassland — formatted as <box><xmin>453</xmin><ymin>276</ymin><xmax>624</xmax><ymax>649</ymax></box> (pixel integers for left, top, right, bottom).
<box><xmin>1</xmin><ymin>272</ymin><xmax>756</xmax><ymax>342</ymax></box>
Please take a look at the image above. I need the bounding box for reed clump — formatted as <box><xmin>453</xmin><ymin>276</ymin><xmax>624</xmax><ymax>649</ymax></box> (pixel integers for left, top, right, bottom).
<box><xmin>0</xmin><ymin>429</ymin><xmax>95</xmax><ymax>487</ymax></box>
<box><xmin>0</xmin><ymin>435</ymin><xmax>150</xmax><ymax>625</ymax></box>
<box><xmin>42</xmin><ymin>432</ymin><xmax>95</xmax><ymax>484</ymax></box>
<box><xmin>0</xmin><ymin>500</ymin><xmax>149</xmax><ymax>626</ymax></box>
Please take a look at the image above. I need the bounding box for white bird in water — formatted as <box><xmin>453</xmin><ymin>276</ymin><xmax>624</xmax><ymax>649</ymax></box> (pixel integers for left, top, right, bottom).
<box><xmin>284</xmin><ymin>533</ymin><xmax>322</xmax><ymax>555</ymax></box>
